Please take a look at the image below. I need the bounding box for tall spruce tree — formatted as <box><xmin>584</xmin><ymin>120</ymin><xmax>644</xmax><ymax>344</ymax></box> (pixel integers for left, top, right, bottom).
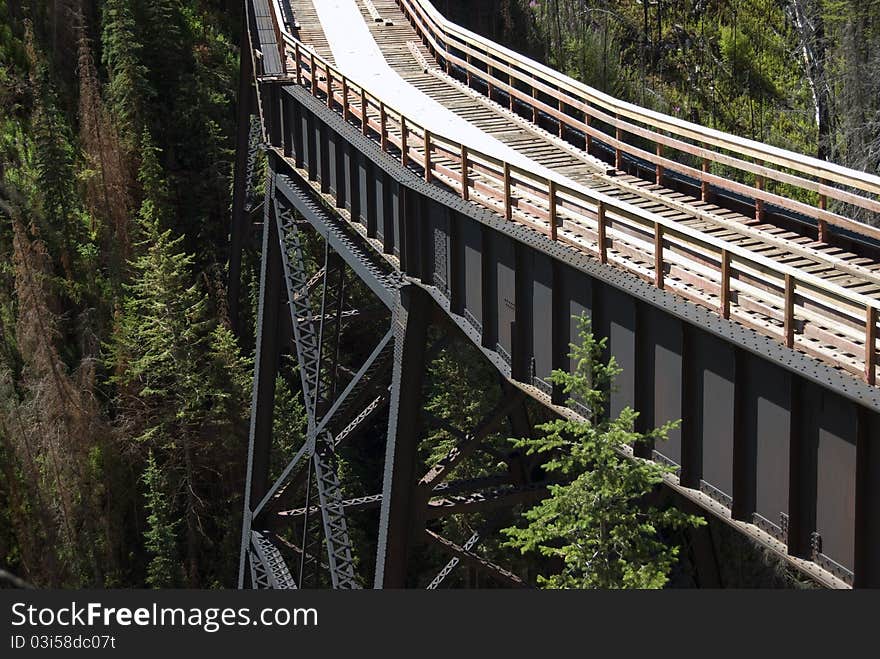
<box><xmin>111</xmin><ymin>129</ymin><xmax>248</xmax><ymax>586</ymax></box>
<box><xmin>101</xmin><ymin>0</ymin><xmax>151</xmax><ymax>137</ymax></box>
<box><xmin>504</xmin><ymin>316</ymin><xmax>704</xmax><ymax>589</ymax></box>
<box><xmin>142</xmin><ymin>449</ymin><xmax>181</xmax><ymax>588</ymax></box>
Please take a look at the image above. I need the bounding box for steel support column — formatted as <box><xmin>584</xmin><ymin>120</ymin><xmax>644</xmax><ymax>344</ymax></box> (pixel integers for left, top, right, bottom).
<box><xmin>229</xmin><ymin>14</ymin><xmax>257</xmax><ymax>337</ymax></box>
<box><xmin>238</xmin><ymin>174</ymin><xmax>284</xmax><ymax>588</ymax></box>
<box><xmin>374</xmin><ymin>285</ymin><xmax>431</xmax><ymax>588</ymax></box>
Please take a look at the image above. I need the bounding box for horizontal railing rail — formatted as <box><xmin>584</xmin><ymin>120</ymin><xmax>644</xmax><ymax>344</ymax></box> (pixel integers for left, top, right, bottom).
<box><xmin>395</xmin><ymin>0</ymin><xmax>880</xmax><ymax>244</ymax></box>
<box><xmin>270</xmin><ymin>6</ymin><xmax>878</xmax><ymax>387</ymax></box>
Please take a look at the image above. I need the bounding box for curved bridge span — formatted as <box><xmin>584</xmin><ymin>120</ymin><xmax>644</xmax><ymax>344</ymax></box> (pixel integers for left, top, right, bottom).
<box><xmin>232</xmin><ymin>0</ymin><xmax>880</xmax><ymax>588</ymax></box>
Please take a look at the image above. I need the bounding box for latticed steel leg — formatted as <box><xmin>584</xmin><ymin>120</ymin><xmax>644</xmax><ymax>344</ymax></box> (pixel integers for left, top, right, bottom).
<box><xmin>312</xmin><ymin>433</ymin><xmax>360</xmax><ymax>589</ymax></box>
<box><xmin>272</xmin><ymin>189</ymin><xmax>362</xmax><ymax>589</ymax></box>
<box><xmin>276</xmin><ymin>196</ymin><xmax>323</xmax><ymax>414</ymax></box>
<box><xmin>251</xmin><ymin>531</ymin><xmax>298</xmax><ymax>589</ymax></box>
<box><xmin>316</xmin><ymin>248</ymin><xmax>346</xmax><ymax>411</ymax></box>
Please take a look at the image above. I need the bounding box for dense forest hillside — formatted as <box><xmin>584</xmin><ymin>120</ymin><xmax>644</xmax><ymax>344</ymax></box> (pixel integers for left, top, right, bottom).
<box><xmin>1</xmin><ymin>0</ymin><xmax>876</xmax><ymax>589</ymax></box>
<box><xmin>0</xmin><ymin>0</ymin><xmax>250</xmax><ymax>587</ymax></box>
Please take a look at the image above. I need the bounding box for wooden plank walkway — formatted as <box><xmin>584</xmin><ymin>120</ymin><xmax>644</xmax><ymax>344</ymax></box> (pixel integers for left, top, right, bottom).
<box><xmin>286</xmin><ymin>0</ymin><xmax>880</xmax><ymax>385</ymax></box>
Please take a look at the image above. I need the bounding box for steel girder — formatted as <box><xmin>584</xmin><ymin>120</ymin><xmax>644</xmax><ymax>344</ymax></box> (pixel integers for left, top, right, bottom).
<box><xmin>251</xmin><ymin>531</ymin><xmax>298</xmax><ymax>589</ymax></box>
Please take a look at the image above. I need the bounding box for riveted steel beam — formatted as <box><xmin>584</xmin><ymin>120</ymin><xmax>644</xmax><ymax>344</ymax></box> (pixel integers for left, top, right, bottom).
<box><xmin>424</xmin><ymin>529</ymin><xmax>526</xmax><ymax>588</ymax></box>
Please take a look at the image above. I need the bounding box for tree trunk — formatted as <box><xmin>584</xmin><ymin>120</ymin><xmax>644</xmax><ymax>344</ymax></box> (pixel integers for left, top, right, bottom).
<box><xmin>788</xmin><ymin>0</ymin><xmax>832</xmax><ymax>160</ymax></box>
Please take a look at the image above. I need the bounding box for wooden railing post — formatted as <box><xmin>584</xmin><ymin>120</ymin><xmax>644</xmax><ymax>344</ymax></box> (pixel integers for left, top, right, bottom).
<box><xmin>508</xmin><ymin>72</ymin><xmax>514</xmax><ymax>111</ymax></box>
<box><xmin>380</xmin><ymin>102</ymin><xmax>388</xmax><ymax>151</ymax></box>
<box><xmin>615</xmin><ymin>116</ymin><xmax>623</xmax><ymax>171</ymax></box>
<box><xmin>361</xmin><ymin>88</ymin><xmax>369</xmax><ymax>136</ymax></box>
<box><xmin>654</xmin><ymin>223</ymin><xmax>664</xmax><ymax>289</ymax></box>
<box><xmin>295</xmin><ymin>42</ymin><xmax>302</xmax><ymax>86</ymax></box>
<box><xmin>867</xmin><ymin>305</ymin><xmax>877</xmax><ymax>386</ymax></box>
<box><xmin>818</xmin><ymin>179</ymin><xmax>829</xmax><ymax>243</ymax></box>
<box><xmin>310</xmin><ymin>51</ymin><xmax>317</xmax><ymax>96</ymax></box>
<box><xmin>701</xmin><ymin>158</ymin><xmax>711</xmax><ymax>202</ymax></box>
<box><xmin>466</xmin><ymin>53</ymin><xmax>472</xmax><ymax>86</ymax></box>
<box><xmin>584</xmin><ymin>103</ymin><xmax>593</xmax><ymax>153</ymax></box>
<box><xmin>656</xmin><ymin>142</ymin><xmax>664</xmax><ymax>185</ymax></box>
<box><xmin>755</xmin><ymin>163</ymin><xmax>765</xmax><ymax>221</ymax></box>
<box><xmin>549</xmin><ymin>179</ymin><xmax>558</xmax><ymax>241</ymax></box>
<box><xmin>532</xmin><ymin>86</ymin><xmax>538</xmax><ymax>123</ymax></box>
<box><xmin>597</xmin><ymin>202</ymin><xmax>607</xmax><ymax>264</ymax></box>
<box><xmin>503</xmin><ymin>162</ymin><xmax>512</xmax><ymax>220</ymax></box>
<box><xmin>784</xmin><ymin>274</ymin><xmax>795</xmax><ymax>348</ymax></box>
<box><xmin>326</xmin><ymin>69</ymin><xmax>333</xmax><ymax>109</ymax></box>
<box><xmin>720</xmin><ymin>249</ymin><xmax>731</xmax><ymax>319</ymax></box>
<box><xmin>558</xmin><ymin>97</ymin><xmax>565</xmax><ymax>139</ymax></box>
<box><xmin>460</xmin><ymin>143</ymin><xmax>469</xmax><ymax>201</ymax></box>
<box><xmin>342</xmin><ymin>77</ymin><xmax>350</xmax><ymax>122</ymax></box>
<box><xmin>424</xmin><ymin>129</ymin><xmax>432</xmax><ymax>182</ymax></box>
<box><xmin>401</xmin><ymin>117</ymin><xmax>408</xmax><ymax>168</ymax></box>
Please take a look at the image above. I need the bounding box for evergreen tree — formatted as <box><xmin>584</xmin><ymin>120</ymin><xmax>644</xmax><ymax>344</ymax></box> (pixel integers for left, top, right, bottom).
<box><xmin>1</xmin><ymin>0</ymin><xmax>243</xmax><ymax>588</ymax></box>
<box><xmin>142</xmin><ymin>449</ymin><xmax>181</xmax><ymax>588</ymax></box>
<box><xmin>76</xmin><ymin>5</ymin><xmax>133</xmax><ymax>271</ymax></box>
<box><xmin>101</xmin><ymin>0</ymin><xmax>151</xmax><ymax>137</ymax></box>
<box><xmin>503</xmin><ymin>316</ymin><xmax>704</xmax><ymax>589</ymax></box>
<box><xmin>23</xmin><ymin>20</ymin><xmax>85</xmax><ymax>284</ymax></box>
<box><xmin>110</xmin><ymin>129</ymin><xmax>248</xmax><ymax>586</ymax></box>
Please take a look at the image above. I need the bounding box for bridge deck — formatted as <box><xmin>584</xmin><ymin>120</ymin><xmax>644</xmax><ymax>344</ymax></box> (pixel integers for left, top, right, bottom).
<box><xmin>284</xmin><ymin>0</ymin><xmax>880</xmax><ymax>384</ymax></box>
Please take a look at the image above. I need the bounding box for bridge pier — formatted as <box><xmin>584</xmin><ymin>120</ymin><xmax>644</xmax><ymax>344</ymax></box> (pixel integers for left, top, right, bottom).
<box><xmin>374</xmin><ymin>286</ymin><xmax>431</xmax><ymax>588</ymax></box>
<box><xmin>238</xmin><ymin>175</ymin><xmax>284</xmax><ymax>589</ymax></box>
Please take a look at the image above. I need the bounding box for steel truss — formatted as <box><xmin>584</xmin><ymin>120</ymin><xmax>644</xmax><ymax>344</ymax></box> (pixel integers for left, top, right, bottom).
<box><xmin>235</xmin><ymin>151</ymin><xmax>551</xmax><ymax>588</ymax></box>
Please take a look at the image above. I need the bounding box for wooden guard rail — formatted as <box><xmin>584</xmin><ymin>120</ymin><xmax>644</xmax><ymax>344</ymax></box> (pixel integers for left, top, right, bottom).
<box><xmin>275</xmin><ymin>19</ymin><xmax>879</xmax><ymax>387</ymax></box>
<box><xmin>394</xmin><ymin>0</ymin><xmax>880</xmax><ymax>244</ymax></box>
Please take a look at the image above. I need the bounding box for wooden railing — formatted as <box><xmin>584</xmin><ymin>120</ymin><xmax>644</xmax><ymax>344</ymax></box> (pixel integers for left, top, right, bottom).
<box><xmin>395</xmin><ymin>0</ymin><xmax>880</xmax><ymax>244</ymax></box>
<box><xmin>273</xmin><ymin>16</ymin><xmax>879</xmax><ymax>387</ymax></box>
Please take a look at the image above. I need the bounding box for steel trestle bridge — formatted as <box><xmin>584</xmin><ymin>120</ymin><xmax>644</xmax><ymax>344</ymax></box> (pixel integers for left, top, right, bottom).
<box><xmin>232</xmin><ymin>0</ymin><xmax>880</xmax><ymax>589</ymax></box>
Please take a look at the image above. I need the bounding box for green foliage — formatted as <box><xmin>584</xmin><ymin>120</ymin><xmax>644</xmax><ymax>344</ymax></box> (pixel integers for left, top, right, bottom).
<box><xmin>142</xmin><ymin>450</ymin><xmax>182</xmax><ymax>588</ymax></box>
<box><xmin>0</xmin><ymin>0</ymin><xmax>243</xmax><ymax>587</ymax></box>
<box><xmin>515</xmin><ymin>0</ymin><xmax>816</xmax><ymax>153</ymax></box>
<box><xmin>108</xmin><ymin>129</ymin><xmax>249</xmax><ymax>586</ymax></box>
<box><xmin>101</xmin><ymin>0</ymin><xmax>152</xmax><ymax>136</ymax></box>
<box><xmin>111</xmin><ymin>135</ymin><xmax>211</xmax><ymax>438</ymax></box>
<box><xmin>503</xmin><ymin>316</ymin><xmax>704</xmax><ymax>589</ymax></box>
<box><xmin>718</xmin><ymin>24</ymin><xmax>777</xmax><ymax>101</ymax></box>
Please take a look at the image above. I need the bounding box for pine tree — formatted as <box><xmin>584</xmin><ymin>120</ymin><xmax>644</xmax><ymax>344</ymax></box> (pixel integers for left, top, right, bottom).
<box><xmin>111</xmin><ymin>131</ymin><xmax>207</xmax><ymax>585</ymax></box>
<box><xmin>101</xmin><ymin>0</ymin><xmax>151</xmax><ymax>137</ymax></box>
<box><xmin>22</xmin><ymin>20</ymin><xmax>83</xmax><ymax>281</ymax></box>
<box><xmin>503</xmin><ymin>315</ymin><xmax>704</xmax><ymax>589</ymax></box>
<box><xmin>142</xmin><ymin>449</ymin><xmax>181</xmax><ymax>588</ymax></box>
<box><xmin>110</xmin><ymin>129</ymin><xmax>249</xmax><ymax>585</ymax></box>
